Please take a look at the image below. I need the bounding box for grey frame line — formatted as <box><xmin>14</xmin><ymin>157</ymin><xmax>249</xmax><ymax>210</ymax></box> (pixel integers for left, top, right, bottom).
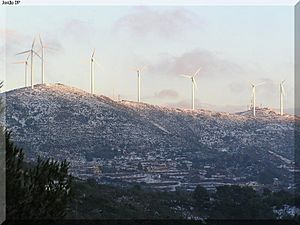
<box><xmin>294</xmin><ymin>1</ymin><xmax>300</xmax><ymax>194</ymax></box>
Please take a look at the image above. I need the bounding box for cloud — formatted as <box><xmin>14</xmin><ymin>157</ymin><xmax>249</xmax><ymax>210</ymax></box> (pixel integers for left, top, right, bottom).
<box><xmin>154</xmin><ymin>89</ymin><xmax>179</xmax><ymax>99</ymax></box>
<box><xmin>258</xmin><ymin>78</ymin><xmax>279</xmax><ymax>99</ymax></box>
<box><xmin>113</xmin><ymin>7</ymin><xmax>202</xmax><ymax>38</ymax></box>
<box><xmin>0</xmin><ymin>29</ymin><xmax>63</xmax><ymax>58</ymax></box>
<box><xmin>0</xmin><ymin>29</ymin><xmax>26</xmax><ymax>42</ymax></box>
<box><xmin>228</xmin><ymin>81</ymin><xmax>248</xmax><ymax>93</ymax></box>
<box><xmin>228</xmin><ymin>77</ymin><xmax>282</xmax><ymax>94</ymax></box>
<box><xmin>41</xmin><ymin>36</ymin><xmax>64</xmax><ymax>53</ymax></box>
<box><xmin>148</xmin><ymin>49</ymin><xmax>243</xmax><ymax>78</ymax></box>
<box><xmin>0</xmin><ymin>29</ymin><xmax>31</xmax><ymax>56</ymax></box>
<box><xmin>62</xmin><ymin>19</ymin><xmax>93</xmax><ymax>40</ymax></box>
<box><xmin>230</xmin><ymin>78</ymin><xmax>279</xmax><ymax>100</ymax></box>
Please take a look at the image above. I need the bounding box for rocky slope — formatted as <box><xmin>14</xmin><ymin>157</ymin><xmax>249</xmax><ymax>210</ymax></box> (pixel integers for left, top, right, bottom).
<box><xmin>3</xmin><ymin>84</ymin><xmax>298</xmax><ymax>190</ymax></box>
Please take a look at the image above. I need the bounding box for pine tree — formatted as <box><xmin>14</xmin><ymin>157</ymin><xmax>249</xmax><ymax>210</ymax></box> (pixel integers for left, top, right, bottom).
<box><xmin>5</xmin><ymin>130</ymin><xmax>73</xmax><ymax>219</ymax></box>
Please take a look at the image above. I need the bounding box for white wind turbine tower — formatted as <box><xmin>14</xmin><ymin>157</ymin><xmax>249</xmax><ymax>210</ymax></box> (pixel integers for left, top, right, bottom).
<box><xmin>181</xmin><ymin>67</ymin><xmax>201</xmax><ymax>110</ymax></box>
<box><xmin>13</xmin><ymin>53</ymin><xmax>30</xmax><ymax>87</ymax></box>
<box><xmin>250</xmin><ymin>82</ymin><xmax>265</xmax><ymax>117</ymax></box>
<box><xmin>89</xmin><ymin>49</ymin><xmax>100</xmax><ymax>94</ymax></box>
<box><xmin>132</xmin><ymin>66</ymin><xmax>146</xmax><ymax>103</ymax></box>
<box><xmin>16</xmin><ymin>37</ymin><xmax>41</xmax><ymax>89</ymax></box>
<box><xmin>279</xmin><ymin>80</ymin><xmax>286</xmax><ymax>116</ymax></box>
<box><xmin>38</xmin><ymin>34</ymin><xmax>56</xmax><ymax>84</ymax></box>
<box><xmin>39</xmin><ymin>35</ymin><xmax>45</xmax><ymax>84</ymax></box>
<box><xmin>38</xmin><ymin>34</ymin><xmax>47</xmax><ymax>84</ymax></box>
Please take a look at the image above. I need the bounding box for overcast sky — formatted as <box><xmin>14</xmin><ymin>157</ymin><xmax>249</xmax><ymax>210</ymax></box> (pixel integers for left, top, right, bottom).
<box><xmin>0</xmin><ymin>5</ymin><xmax>295</xmax><ymax>113</ymax></box>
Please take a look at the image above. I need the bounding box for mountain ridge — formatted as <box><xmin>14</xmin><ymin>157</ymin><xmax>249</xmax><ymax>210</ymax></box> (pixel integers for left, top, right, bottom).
<box><xmin>3</xmin><ymin>83</ymin><xmax>297</xmax><ymax>190</ymax></box>
<box><xmin>4</xmin><ymin>83</ymin><xmax>295</xmax><ymax>120</ymax></box>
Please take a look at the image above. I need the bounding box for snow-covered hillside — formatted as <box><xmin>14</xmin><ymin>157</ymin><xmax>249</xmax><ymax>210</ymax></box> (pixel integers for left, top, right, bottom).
<box><xmin>3</xmin><ymin>84</ymin><xmax>298</xmax><ymax>190</ymax></box>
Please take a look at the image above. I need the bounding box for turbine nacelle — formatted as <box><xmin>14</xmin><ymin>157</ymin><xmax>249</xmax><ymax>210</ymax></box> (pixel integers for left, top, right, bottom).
<box><xmin>131</xmin><ymin>65</ymin><xmax>147</xmax><ymax>74</ymax></box>
<box><xmin>13</xmin><ymin>61</ymin><xmax>28</xmax><ymax>65</ymax></box>
<box><xmin>180</xmin><ymin>67</ymin><xmax>201</xmax><ymax>89</ymax></box>
<box><xmin>16</xmin><ymin>50</ymin><xmax>41</xmax><ymax>61</ymax></box>
<box><xmin>90</xmin><ymin>49</ymin><xmax>101</xmax><ymax>67</ymax></box>
<box><xmin>250</xmin><ymin>81</ymin><xmax>265</xmax><ymax>88</ymax></box>
<box><xmin>16</xmin><ymin>37</ymin><xmax>38</xmax><ymax>56</ymax></box>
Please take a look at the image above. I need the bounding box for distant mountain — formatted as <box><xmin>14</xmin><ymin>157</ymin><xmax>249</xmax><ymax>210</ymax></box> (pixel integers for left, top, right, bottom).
<box><xmin>4</xmin><ymin>84</ymin><xmax>298</xmax><ymax>190</ymax></box>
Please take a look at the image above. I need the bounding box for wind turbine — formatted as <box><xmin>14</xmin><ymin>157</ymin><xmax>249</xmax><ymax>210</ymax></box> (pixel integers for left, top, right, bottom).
<box><xmin>132</xmin><ymin>66</ymin><xmax>146</xmax><ymax>103</ymax></box>
<box><xmin>38</xmin><ymin>34</ymin><xmax>56</xmax><ymax>84</ymax></box>
<box><xmin>89</xmin><ymin>49</ymin><xmax>100</xmax><ymax>94</ymax></box>
<box><xmin>250</xmin><ymin>82</ymin><xmax>265</xmax><ymax>117</ymax></box>
<box><xmin>13</xmin><ymin>53</ymin><xmax>30</xmax><ymax>87</ymax></box>
<box><xmin>181</xmin><ymin>67</ymin><xmax>201</xmax><ymax>110</ymax></box>
<box><xmin>39</xmin><ymin>34</ymin><xmax>45</xmax><ymax>84</ymax></box>
<box><xmin>16</xmin><ymin>37</ymin><xmax>41</xmax><ymax>89</ymax></box>
<box><xmin>279</xmin><ymin>80</ymin><xmax>286</xmax><ymax>116</ymax></box>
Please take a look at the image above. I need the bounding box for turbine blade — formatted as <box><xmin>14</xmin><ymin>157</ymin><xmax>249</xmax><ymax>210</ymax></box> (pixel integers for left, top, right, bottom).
<box><xmin>256</xmin><ymin>82</ymin><xmax>265</xmax><ymax>87</ymax></box>
<box><xmin>193</xmin><ymin>67</ymin><xmax>201</xmax><ymax>77</ymax></box>
<box><xmin>31</xmin><ymin>37</ymin><xmax>36</xmax><ymax>49</ymax></box>
<box><xmin>130</xmin><ymin>67</ymin><xmax>138</xmax><ymax>72</ymax></box>
<box><xmin>44</xmin><ymin>46</ymin><xmax>57</xmax><ymax>51</ymax></box>
<box><xmin>94</xmin><ymin>59</ymin><xmax>101</xmax><ymax>68</ymax></box>
<box><xmin>248</xmin><ymin>80</ymin><xmax>255</xmax><ymax>87</ymax></box>
<box><xmin>39</xmin><ymin>34</ymin><xmax>43</xmax><ymax>47</ymax></box>
<box><xmin>35</xmin><ymin>47</ymin><xmax>42</xmax><ymax>54</ymax></box>
<box><xmin>26</xmin><ymin>53</ymin><xmax>30</xmax><ymax>61</ymax></box>
<box><xmin>33</xmin><ymin>50</ymin><xmax>42</xmax><ymax>59</ymax></box>
<box><xmin>12</xmin><ymin>61</ymin><xmax>25</xmax><ymax>64</ymax></box>
<box><xmin>140</xmin><ymin>65</ymin><xmax>147</xmax><ymax>71</ymax></box>
<box><xmin>92</xmin><ymin>48</ymin><xmax>95</xmax><ymax>58</ymax></box>
<box><xmin>180</xmin><ymin>74</ymin><xmax>192</xmax><ymax>78</ymax></box>
<box><xmin>16</xmin><ymin>50</ymin><xmax>31</xmax><ymax>55</ymax></box>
